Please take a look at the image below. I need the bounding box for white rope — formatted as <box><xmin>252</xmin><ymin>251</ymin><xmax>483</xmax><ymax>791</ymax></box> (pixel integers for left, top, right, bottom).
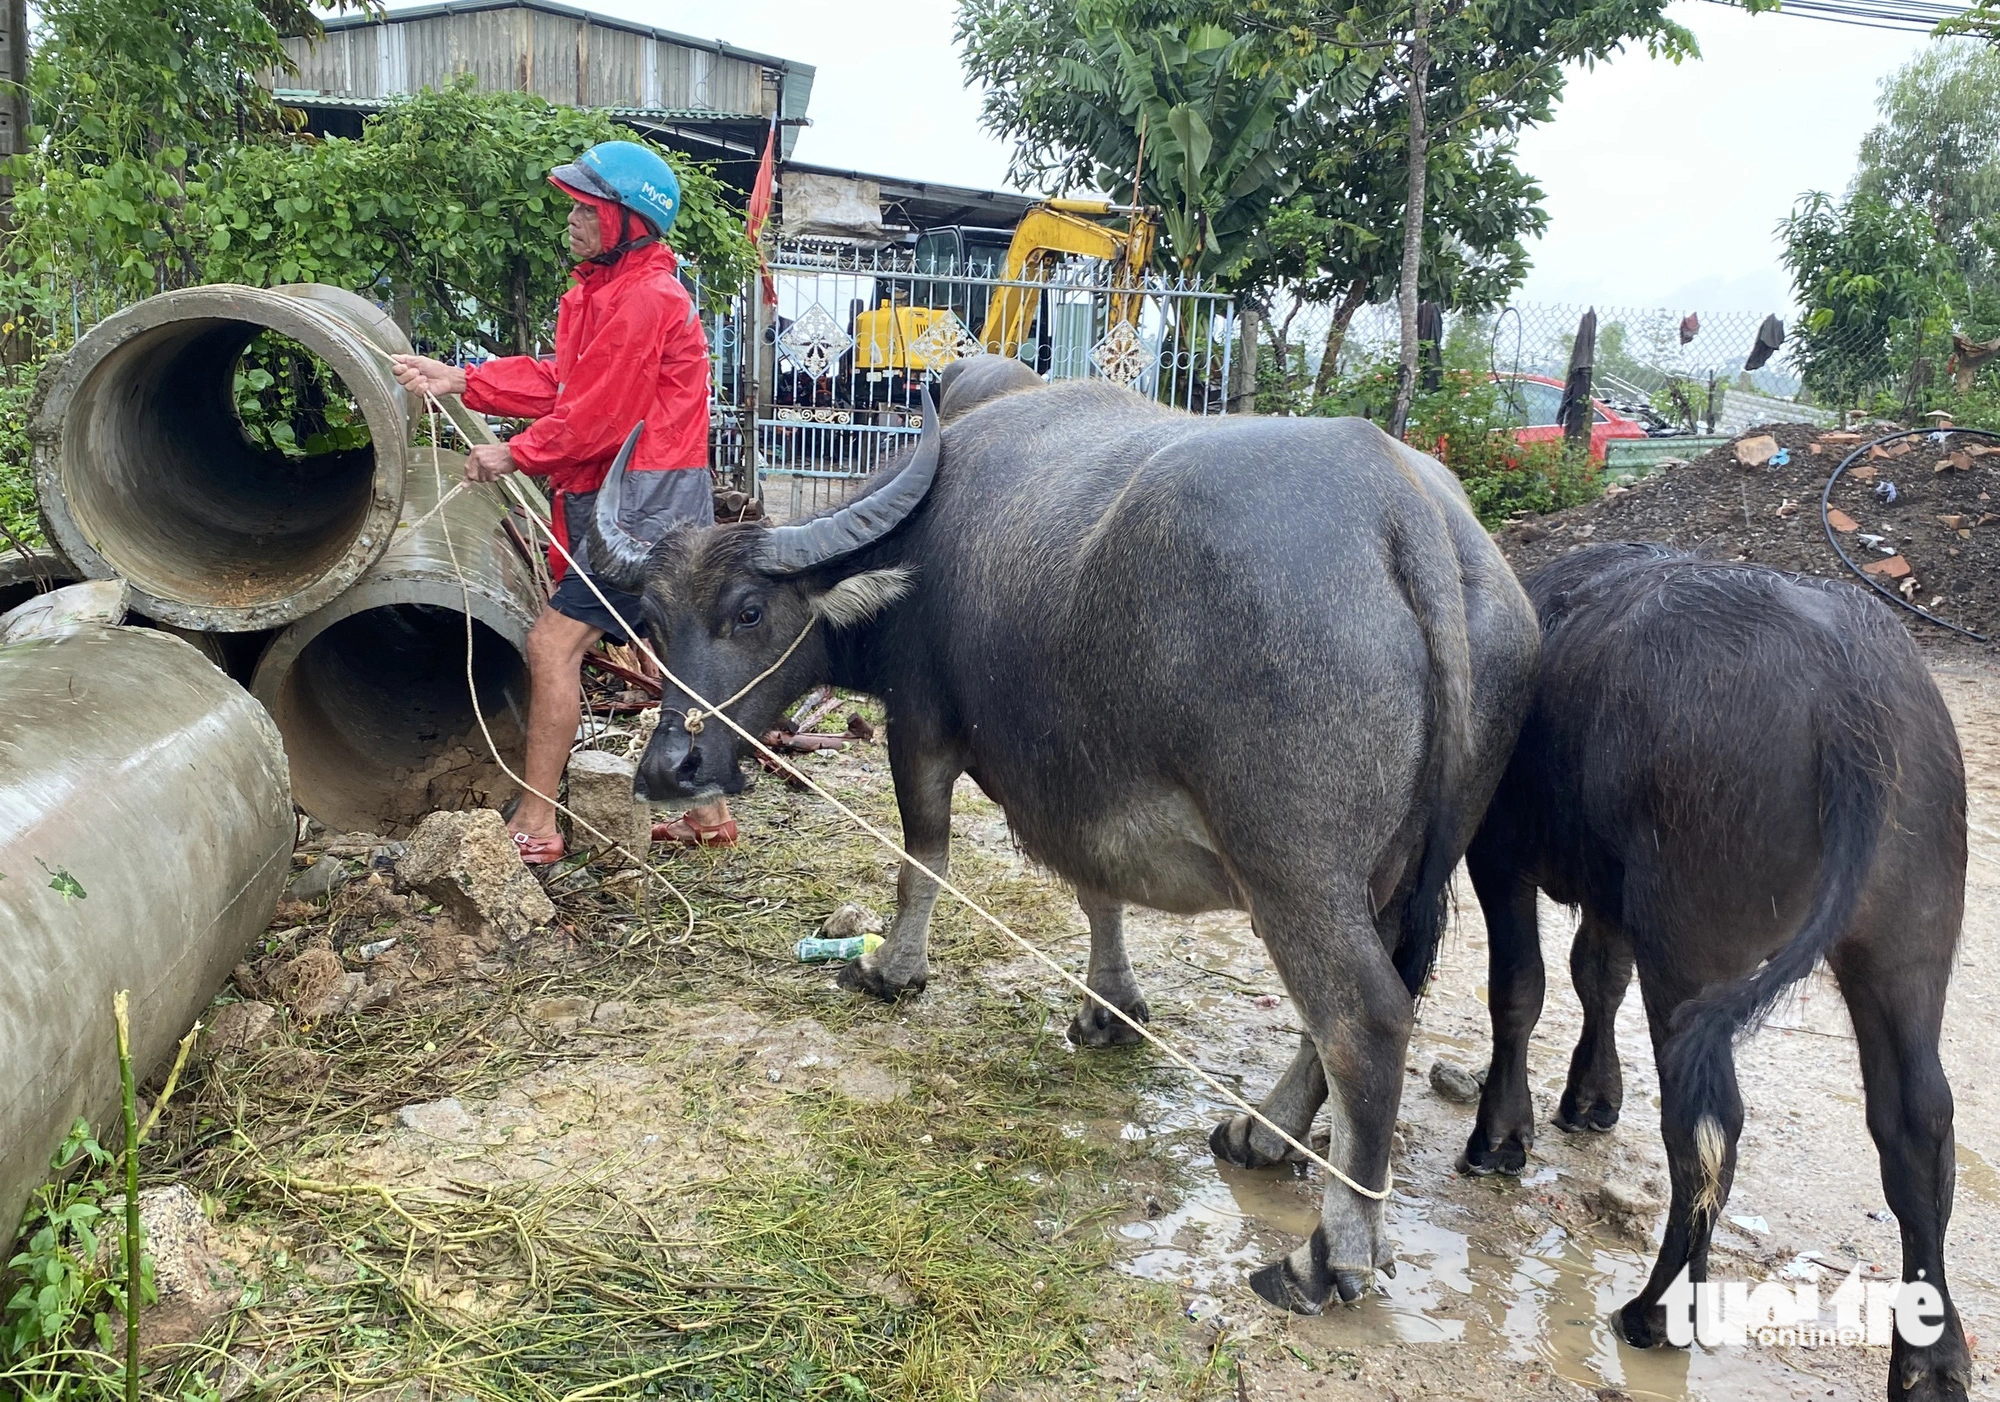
<box><xmin>421</xmin><ymin>398</ymin><xmax>697</xmax><ymax>943</ymax></box>
<box><xmin>418</xmin><ymin>391</ymin><xmax>1391</xmax><ymax>1203</ymax></box>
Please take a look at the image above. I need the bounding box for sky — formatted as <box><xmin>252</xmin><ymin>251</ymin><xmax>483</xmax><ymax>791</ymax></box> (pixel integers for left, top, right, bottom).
<box><xmin>382</xmin><ymin>0</ymin><xmax>1935</xmax><ymax>315</ymax></box>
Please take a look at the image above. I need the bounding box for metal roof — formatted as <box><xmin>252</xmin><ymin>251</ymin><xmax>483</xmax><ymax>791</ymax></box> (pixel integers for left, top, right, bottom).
<box><xmin>314</xmin><ymin>0</ymin><xmax>815</xmax><ymax>80</ymax></box>
<box><xmin>780</xmin><ymin>160</ymin><xmax>1038</xmax><ymax>234</ymax></box>
<box><xmin>272</xmin><ymin>89</ymin><xmax>763</xmax><ymax>125</ymax></box>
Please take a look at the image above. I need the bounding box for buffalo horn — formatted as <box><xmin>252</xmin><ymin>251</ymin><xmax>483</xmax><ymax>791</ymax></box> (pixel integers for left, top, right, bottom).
<box><xmin>759</xmin><ymin>389</ymin><xmax>942</xmax><ymax>575</ymax></box>
<box><xmin>589</xmin><ymin>422</ymin><xmax>652</xmax><ymax>591</ymax></box>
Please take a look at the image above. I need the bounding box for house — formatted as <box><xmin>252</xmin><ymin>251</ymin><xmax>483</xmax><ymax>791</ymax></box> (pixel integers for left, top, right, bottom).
<box><xmin>275</xmin><ymin>0</ymin><xmax>814</xmax><ymax>188</ymax></box>
<box><xmin>274</xmin><ymin>0</ymin><xmax>1039</xmax><ymax>238</ymax></box>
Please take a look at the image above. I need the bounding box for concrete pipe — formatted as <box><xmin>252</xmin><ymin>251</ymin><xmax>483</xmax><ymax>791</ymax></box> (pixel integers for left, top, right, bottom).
<box><xmin>0</xmin><ymin>551</ymin><xmax>249</xmax><ymax>672</ymax></box>
<box><xmin>34</xmin><ymin>283</ymin><xmax>412</xmax><ymax>632</ymax></box>
<box><xmin>252</xmin><ymin>452</ymin><xmax>541</xmax><ymax>836</ymax></box>
<box><xmin>0</xmin><ymin>550</ymin><xmax>80</xmax><ymax>616</ymax></box>
<box><xmin>0</xmin><ymin>622</ymin><xmax>293</xmax><ymax>1238</ymax></box>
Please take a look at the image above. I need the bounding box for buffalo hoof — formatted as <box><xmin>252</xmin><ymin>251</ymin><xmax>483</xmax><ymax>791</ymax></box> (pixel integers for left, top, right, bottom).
<box><xmin>1249</xmin><ymin>1233</ymin><xmax>1371</xmax><ymax>1314</ymax></box>
<box><xmin>834</xmin><ymin>956</ymin><xmax>927</xmax><ymax>1002</ymax></box>
<box><xmin>1556</xmin><ymin>1091</ymin><xmax>1620</xmax><ymax>1133</ymax></box>
<box><xmin>1068</xmin><ymin>995</ymin><xmax>1149</xmax><ymax>1048</ymax></box>
<box><xmin>1615</xmin><ymin>1298</ymin><xmax>1669</xmax><ymax>1349</ymax></box>
<box><xmin>1209</xmin><ymin>1113</ymin><xmax>1294</xmax><ymax>1170</ymax></box>
<box><xmin>1458</xmin><ymin>1128</ymin><xmax>1527</xmax><ymax>1176</ymax></box>
<box><xmin>1894</xmin><ymin>1339</ymin><xmax>1974</xmax><ymax>1402</ymax></box>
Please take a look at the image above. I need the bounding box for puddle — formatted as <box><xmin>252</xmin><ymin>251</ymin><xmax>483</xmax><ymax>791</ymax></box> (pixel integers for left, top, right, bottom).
<box><xmin>1115</xmin><ymin>1161</ymin><xmax>1846</xmax><ymax>1400</ymax></box>
<box><xmin>1961</xmin><ymin>1143</ymin><xmax>2000</xmax><ymax>1207</ymax></box>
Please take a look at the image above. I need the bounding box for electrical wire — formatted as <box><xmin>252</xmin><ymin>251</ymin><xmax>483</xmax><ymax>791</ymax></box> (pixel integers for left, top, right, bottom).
<box><xmin>1819</xmin><ymin>425</ymin><xmax>1993</xmax><ymax>641</ymax></box>
<box><xmin>1699</xmin><ymin>0</ymin><xmax>1977</xmax><ymax>32</ymax></box>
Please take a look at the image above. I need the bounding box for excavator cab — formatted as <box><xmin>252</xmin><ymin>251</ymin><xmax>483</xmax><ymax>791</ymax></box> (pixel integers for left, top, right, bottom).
<box><xmin>853</xmin><ymin>200</ymin><xmax>1156</xmax><ymax>394</ymax></box>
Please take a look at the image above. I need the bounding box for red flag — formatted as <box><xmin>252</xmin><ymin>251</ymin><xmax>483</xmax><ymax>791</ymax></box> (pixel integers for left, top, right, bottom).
<box><xmin>746</xmin><ymin>118</ymin><xmax>776</xmax><ymax>241</ymax></box>
<box><xmin>747</xmin><ymin>118</ymin><xmax>778</xmax><ymax>306</ymax></box>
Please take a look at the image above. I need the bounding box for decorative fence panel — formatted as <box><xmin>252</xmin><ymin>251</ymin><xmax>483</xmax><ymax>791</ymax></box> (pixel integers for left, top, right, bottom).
<box><xmin>737</xmin><ymin>241</ymin><xmax>1239</xmax><ymax>515</ymax></box>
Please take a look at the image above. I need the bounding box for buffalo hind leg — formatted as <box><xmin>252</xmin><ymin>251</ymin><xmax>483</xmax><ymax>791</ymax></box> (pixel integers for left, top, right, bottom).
<box><xmin>1068</xmin><ymin>888</ymin><xmax>1151</xmax><ymax>1048</ymax></box>
<box><xmin>1243</xmin><ymin>885</ymin><xmax>1412</xmax><ymax>1314</ymax></box>
<box><xmin>837</xmin><ymin>739</ymin><xmax>958</xmax><ymax>1000</ymax></box>
<box><xmin>1464</xmin><ymin>853</ymin><xmax>1543</xmax><ymax>1175</ymax></box>
<box><xmin>1834</xmin><ymin>949</ymin><xmax>1971</xmax><ymax>1402</ymax></box>
<box><xmin>1557</xmin><ymin>915</ymin><xmax>1634</xmax><ymax>1134</ymax></box>
<box><xmin>1617</xmin><ymin>965</ymin><xmax>1738</xmax><ymax>1348</ymax></box>
<box><xmin>1211</xmin><ymin>1033</ymin><xmax>1327</xmax><ymax>1168</ymax></box>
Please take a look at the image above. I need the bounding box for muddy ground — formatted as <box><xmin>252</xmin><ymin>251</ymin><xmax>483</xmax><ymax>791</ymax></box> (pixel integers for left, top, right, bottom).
<box><xmin>1496</xmin><ymin>422</ymin><xmax>2000</xmax><ymax>642</ymax></box>
<box><xmin>119</xmin><ymin>649</ymin><xmax>2000</xmax><ymax>1401</ymax></box>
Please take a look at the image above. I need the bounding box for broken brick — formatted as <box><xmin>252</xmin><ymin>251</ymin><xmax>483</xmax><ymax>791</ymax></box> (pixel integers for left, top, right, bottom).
<box><xmin>1734</xmin><ymin>434</ymin><xmax>1780</xmax><ymax>467</ymax></box>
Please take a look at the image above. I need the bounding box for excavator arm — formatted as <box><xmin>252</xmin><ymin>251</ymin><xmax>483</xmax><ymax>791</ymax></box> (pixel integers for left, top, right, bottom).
<box><xmin>979</xmin><ymin>200</ymin><xmax>1156</xmax><ymax>358</ymax></box>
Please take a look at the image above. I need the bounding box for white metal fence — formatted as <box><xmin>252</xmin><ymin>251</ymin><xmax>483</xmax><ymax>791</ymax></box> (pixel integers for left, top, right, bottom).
<box><xmin>740</xmin><ymin>240</ymin><xmax>1239</xmax><ymax>514</ymax></box>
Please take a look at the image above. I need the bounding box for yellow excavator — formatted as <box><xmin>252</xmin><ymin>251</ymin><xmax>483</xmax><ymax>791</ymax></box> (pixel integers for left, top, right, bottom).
<box><xmin>853</xmin><ymin>198</ymin><xmax>1157</xmax><ymax>378</ymax></box>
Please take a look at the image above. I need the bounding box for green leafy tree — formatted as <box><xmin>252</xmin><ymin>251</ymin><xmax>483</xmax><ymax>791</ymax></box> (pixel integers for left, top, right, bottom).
<box><xmin>1780</xmin><ymin>190</ymin><xmax>1959</xmax><ymax>410</ymax></box>
<box><xmin>976</xmin><ymin>0</ymin><xmax>1693</xmax><ymax>421</ymax></box>
<box><xmin>7</xmin><ymin>0</ymin><xmax>298</xmax><ymax>299</ymax></box>
<box><xmin>205</xmin><ymin>80</ymin><xmax>755</xmax><ymax>355</ymax></box>
<box><xmin>957</xmin><ymin>4</ymin><xmax>1338</xmax><ymax>278</ymax></box>
<box><xmin>1855</xmin><ymin>42</ymin><xmax>2000</xmax><ymax>290</ymax></box>
<box><xmin>1165</xmin><ymin>0</ymin><xmax>1699</xmax><ymax>429</ymax></box>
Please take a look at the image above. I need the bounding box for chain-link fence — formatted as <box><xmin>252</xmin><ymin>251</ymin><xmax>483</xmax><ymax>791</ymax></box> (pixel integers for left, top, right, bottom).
<box><xmin>1251</xmin><ymin>296</ymin><xmax>1817</xmax><ymax>425</ymax></box>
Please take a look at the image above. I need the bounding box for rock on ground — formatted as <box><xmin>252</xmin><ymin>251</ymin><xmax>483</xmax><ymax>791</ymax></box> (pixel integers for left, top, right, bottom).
<box><xmin>272</xmin><ymin>948</ymin><xmax>363</xmax><ymax>1023</ymax></box>
<box><xmin>285</xmin><ymin>856</ymin><xmax>350</xmax><ymax>903</ymax></box>
<box><xmin>1428</xmin><ymin>1059</ymin><xmax>1483</xmax><ymax>1104</ymax></box>
<box><xmin>396</xmin><ymin>809</ymin><xmax>555</xmax><ymax>951</ymax></box>
<box><xmin>99</xmin><ymin>1185</ymin><xmax>237</xmax><ymax>1355</ymax></box>
<box><xmin>200</xmin><ymin>1001</ymin><xmax>279</xmax><ymax>1062</ymax></box>
<box><xmin>563</xmin><ymin>750</ymin><xmax>650</xmax><ymax>865</ymax></box>
<box><xmin>820</xmin><ymin>902</ymin><xmax>884</xmax><ymax>939</ymax></box>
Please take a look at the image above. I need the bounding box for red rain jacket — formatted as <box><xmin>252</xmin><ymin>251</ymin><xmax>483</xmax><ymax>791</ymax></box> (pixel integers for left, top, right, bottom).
<box><xmin>463</xmin><ymin>237</ymin><xmax>710</xmax><ymax>577</ymax></box>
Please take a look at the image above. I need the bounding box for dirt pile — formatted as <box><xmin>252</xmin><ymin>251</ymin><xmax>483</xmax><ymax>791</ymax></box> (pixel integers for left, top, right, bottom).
<box><xmin>1496</xmin><ymin>421</ymin><xmax>2000</xmax><ymax>643</ymax></box>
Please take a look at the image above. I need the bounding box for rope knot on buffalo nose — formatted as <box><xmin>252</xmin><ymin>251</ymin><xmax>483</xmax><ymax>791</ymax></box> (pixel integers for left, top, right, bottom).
<box><xmin>680</xmin><ymin>615</ymin><xmax>819</xmax><ymax>737</ymax></box>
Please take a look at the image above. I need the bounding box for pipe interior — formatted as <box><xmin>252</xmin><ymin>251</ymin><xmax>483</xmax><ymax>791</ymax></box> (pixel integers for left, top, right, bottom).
<box><xmin>0</xmin><ymin>573</ymin><xmax>81</xmax><ymax>617</ymax></box>
<box><xmin>272</xmin><ymin>603</ymin><xmax>526</xmax><ymax>835</ymax></box>
<box><xmin>63</xmin><ymin>321</ymin><xmax>379</xmax><ymax>606</ymax></box>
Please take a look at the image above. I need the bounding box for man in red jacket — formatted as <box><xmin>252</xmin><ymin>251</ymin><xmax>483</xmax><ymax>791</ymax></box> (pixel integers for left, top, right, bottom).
<box><xmin>392</xmin><ymin>141</ymin><xmax>733</xmax><ymax>865</ymax></box>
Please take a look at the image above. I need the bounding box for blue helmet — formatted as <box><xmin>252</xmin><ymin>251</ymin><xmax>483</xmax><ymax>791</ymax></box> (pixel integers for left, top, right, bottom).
<box><xmin>549</xmin><ymin>140</ymin><xmax>681</xmax><ymax>237</ymax></box>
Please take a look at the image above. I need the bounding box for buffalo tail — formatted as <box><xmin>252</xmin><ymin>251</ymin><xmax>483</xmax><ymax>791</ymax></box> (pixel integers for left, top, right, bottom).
<box><xmin>1657</xmin><ymin>698</ymin><xmax>1893</xmax><ymax>1220</ymax></box>
<box><xmin>1387</xmin><ymin>495</ymin><xmax>1475</xmax><ymax>998</ymax></box>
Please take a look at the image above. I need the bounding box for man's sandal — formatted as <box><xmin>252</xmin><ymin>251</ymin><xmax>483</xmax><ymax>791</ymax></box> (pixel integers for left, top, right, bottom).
<box><xmin>512</xmin><ymin>830</ymin><xmax>567</xmax><ymax>866</ymax></box>
<box><xmin>650</xmin><ymin>814</ymin><xmax>739</xmax><ymax>848</ymax></box>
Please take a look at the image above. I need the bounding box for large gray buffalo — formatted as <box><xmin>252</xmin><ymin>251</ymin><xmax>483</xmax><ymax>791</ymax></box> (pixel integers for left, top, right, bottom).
<box><xmin>590</xmin><ymin>366</ymin><xmax>1539</xmax><ymax>1310</ymax></box>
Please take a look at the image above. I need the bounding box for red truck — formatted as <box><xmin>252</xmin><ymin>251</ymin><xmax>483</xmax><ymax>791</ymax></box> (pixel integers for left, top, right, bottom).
<box><xmin>1495</xmin><ymin>372</ymin><xmax>1649</xmax><ymax>462</ymax></box>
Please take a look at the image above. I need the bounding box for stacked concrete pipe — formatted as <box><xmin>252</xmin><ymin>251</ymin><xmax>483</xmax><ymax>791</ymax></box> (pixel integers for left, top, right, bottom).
<box><xmin>33</xmin><ymin>282</ymin><xmax>547</xmax><ymax>833</ymax></box>
<box><xmin>253</xmin><ymin>451</ymin><xmax>540</xmax><ymax>836</ymax></box>
<box><xmin>0</xmin><ymin>549</ymin><xmax>79</xmax><ymax>616</ymax></box>
<box><xmin>0</xmin><ymin>619</ymin><xmax>293</xmax><ymax>1238</ymax></box>
<box><xmin>33</xmin><ymin>283</ymin><xmax>413</xmax><ymax>632</ymax></box>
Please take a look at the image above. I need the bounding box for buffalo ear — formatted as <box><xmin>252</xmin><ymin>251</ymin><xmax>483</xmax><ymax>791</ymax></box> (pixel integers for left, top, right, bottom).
<box><xmin>809</xmin><ymin>566</ymin><xmax>914</xmax><ymax>628</ymax></box>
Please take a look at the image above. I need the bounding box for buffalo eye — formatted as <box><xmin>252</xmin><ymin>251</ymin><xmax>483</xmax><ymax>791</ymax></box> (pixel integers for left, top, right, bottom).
<box><xmin>736</xmin><ymin>604</ymin><xmax>763</xmax><ymax>629</ymax></box>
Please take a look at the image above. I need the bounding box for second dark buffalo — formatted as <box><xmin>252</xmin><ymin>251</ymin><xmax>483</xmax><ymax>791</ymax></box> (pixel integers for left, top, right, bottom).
<box><xmin>1462</xmin><ymin>542</ymin><xmax>1969</xmax><ymax>1402</ymax></box>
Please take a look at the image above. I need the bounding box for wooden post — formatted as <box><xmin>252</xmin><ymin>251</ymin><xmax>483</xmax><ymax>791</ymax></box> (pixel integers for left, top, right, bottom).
<box><xmin>0</xmin><ymin>0</ymin><xmax>27</xmax><ymax>217</ymax></box>
<box><xmin>1560</xmin><ymin>308</ymin><xmax>1597</xmax><ymax>449</ymax></box>
<box><xmin>1229</xmin><ymin>305</ymin><xmax>1259</xmax><ymax>415</ymax></box>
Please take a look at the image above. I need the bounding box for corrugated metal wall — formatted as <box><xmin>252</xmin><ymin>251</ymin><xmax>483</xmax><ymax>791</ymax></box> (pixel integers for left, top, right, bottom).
<box><xmin>282</xmin><ymin>9</ymin><xmax>772</xmax><ymax>114</ymax></box>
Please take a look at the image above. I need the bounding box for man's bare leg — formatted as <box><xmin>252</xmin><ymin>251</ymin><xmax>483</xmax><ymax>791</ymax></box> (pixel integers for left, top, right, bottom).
<box><xmin>513</xmin><ymin>606</ymin><xmax>603</xmax><ymax>841</ymax></box>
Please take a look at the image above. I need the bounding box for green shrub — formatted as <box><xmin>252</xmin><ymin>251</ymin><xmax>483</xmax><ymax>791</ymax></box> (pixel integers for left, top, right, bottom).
<box><xmin>0</xmin><ymin>362</ymin><xmax>42</xmax><ymax>551</ymax></box>
<box><xmin>1</xmin><ymin>1118</ymin><xmax>151</xmax><ymax>1396</ymax></box>
<box><xmin>1316</xmin><ymin>357</ymin><xmax>1599</xmax><ymax>526</ymax></box>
